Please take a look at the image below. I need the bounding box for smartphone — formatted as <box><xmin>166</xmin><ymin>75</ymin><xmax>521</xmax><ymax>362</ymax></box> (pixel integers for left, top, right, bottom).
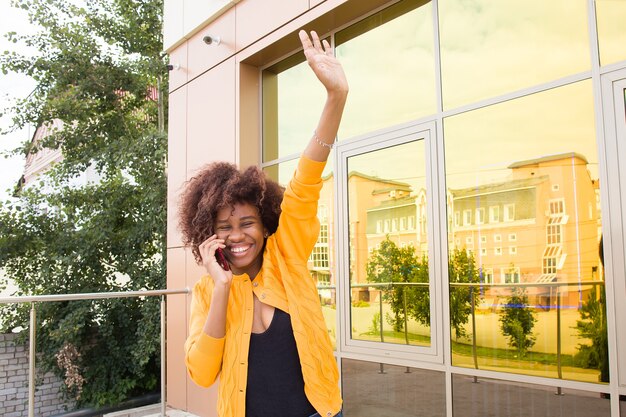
<box><xmin>215</xmin><ymin>248</ymin><xmax>230</xmax><ymax>271</ymax></box>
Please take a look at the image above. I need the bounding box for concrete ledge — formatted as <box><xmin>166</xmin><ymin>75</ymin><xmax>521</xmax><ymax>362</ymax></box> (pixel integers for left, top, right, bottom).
<box><xmin>103</xmin><ymin>404</ymin><xmax>160</xmax><ymax>417</ymax></box>
<box><xmin>103</xmin><ymin>404</ymin><xmax>199</xmax><ymax>417</ymax></box>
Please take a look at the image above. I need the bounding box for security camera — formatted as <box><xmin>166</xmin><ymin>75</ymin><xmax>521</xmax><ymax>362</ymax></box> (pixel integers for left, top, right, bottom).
<box><xmin>203</xmin><ymin>35</ymin><xmax>221</xmax><ymax>46</ymax></box>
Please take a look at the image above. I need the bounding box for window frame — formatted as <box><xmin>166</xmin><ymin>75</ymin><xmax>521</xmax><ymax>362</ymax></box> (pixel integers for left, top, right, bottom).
<box><xmin>600</xmin><ymin>67</ymin><xmax>626</xmax><ymax>392</ymax></box>
<box><xmin>336</xmin><ymin>121</ymin><xmax>442</xmax><ymax>362</ymax></box>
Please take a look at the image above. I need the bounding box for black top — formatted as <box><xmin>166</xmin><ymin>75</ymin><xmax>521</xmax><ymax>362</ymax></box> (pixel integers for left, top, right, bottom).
<box><xmin>245</xmin><ymin>308</ymin><xmax>317</xmax><ymax>417</ymax></box>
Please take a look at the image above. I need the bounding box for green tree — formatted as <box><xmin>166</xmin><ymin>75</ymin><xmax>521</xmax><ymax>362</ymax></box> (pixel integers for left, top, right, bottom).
<box><xmin>365</xmin><ymin>241</ymin><xmax>482</xmax><ymax>339</ymax></box>
<box><xmin>407</xmin><ymin>253</ymin><xmax>429</xmax><ymax>326</ymax></box>
<box><xmin>0</xmin><ymin>0</ymin><xmax>167</xmax><ymax>408</ymax></box>
<box><xmin>575</xmin><ymin>285</ymin><xmax>609</xmax><ymax>382</ymax></box>
<box><xmin>499</xmin><ymin>287</ymin><xmax>536</xmax><ymax>357</ymax></box>
<box><xmin>448</xmin><ymin>248</ymin><xmax>482</xmax><ymax>340</ymax></box>
<box><xmin>366</xmin><ymin>236</ymin><xmax>427</xmax><ymax>332</ymax></box>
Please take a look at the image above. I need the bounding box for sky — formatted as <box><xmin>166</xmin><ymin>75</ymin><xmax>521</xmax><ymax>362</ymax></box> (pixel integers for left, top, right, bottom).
<box><xmin>0</xmin><ymin>2</ymin><xmax>37</xmax><ymax>202</ymax></box>
<box><xmin>0</xmin><ymin>2</ymin><xmax>37</xmax><ymax>297</ymax></box>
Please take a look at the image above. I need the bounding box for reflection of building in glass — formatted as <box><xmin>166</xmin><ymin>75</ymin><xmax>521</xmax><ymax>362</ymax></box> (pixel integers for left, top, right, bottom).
<box><xmin>321</xmin><ymin>152</ymin><xmax>602</xmax><ymax>309</ymax></box>
<box><xmin>348</xmin><ymin>172</ymin><xmax>415</xmax><ymax>303</ymax></box>
<box><xmin>448</xmin><ymin>152</ymin><xmax>601</xmax><ymax>307</ymax></box>
<box><xmin>317</xmin><ymin>172</ymin><xmax>417</xmax><ymax>301</ymax></box>
<box><xmin>308</xmin><ymin>203</ymin><xmax>331</xmax><ymax>295</ymax></box>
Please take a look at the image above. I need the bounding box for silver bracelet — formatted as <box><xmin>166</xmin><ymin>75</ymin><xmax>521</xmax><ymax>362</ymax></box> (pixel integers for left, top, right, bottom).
<box><xmin>313</xmin><ymin>130</ymin><xmax>334</xmax><ymax>150</ymax></box>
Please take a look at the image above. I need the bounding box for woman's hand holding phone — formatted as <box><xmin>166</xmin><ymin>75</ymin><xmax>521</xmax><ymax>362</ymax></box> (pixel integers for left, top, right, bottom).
<box><xmin>198</xmin><ymin>235</ymin><xmax>232</xmax><ymax>287</ymax></box>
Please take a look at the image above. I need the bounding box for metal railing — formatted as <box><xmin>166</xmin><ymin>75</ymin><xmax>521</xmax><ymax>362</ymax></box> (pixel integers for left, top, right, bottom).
<box><xmin>342</xmin><ymin>280</ymin><xmax>606</xmax><ymax>380</ymax></box>
<box><xmin>0</xmin><ymin>288</ymin><xmax>189</xmax><ymax>417</ymax></box>
<box><xmin>1</xmin><ymin>280</ymin><xmax>605</xmax><ymax>415</ymax></box>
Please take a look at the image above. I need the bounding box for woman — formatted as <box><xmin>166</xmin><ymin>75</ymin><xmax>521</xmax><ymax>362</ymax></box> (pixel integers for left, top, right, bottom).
<box><xmin>180</xmin><ymin>30</ymin><xmax>348</xmax><ymax>417</ymax></box>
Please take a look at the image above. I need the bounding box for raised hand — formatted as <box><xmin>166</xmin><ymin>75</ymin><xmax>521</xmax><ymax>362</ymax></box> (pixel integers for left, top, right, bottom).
<box><xmin>299</xmin><ymin>30</ymin><xmax>348</xmax><ymax>96</ymax></box>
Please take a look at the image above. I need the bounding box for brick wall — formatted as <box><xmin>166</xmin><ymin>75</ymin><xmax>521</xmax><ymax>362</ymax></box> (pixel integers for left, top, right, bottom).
<box><xmin>0</xmin><ymin>333</ymin><xmax>73</xmax><ymax>417</ymax></box>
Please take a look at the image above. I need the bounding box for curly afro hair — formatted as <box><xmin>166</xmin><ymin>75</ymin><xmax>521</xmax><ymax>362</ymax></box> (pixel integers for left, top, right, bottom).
<box><xmin>178</xmin><ymin>162</ymin><xmax>285</xmax><ymax>264</ymax></box>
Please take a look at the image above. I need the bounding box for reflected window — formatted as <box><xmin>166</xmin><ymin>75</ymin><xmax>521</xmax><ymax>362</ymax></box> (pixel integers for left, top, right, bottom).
<box><xmin>439</xmin><ymin>0</ymin><xmax>589</xmax><ymax>109</ymax></box>
<box><xmin>490</xmin><ymin>206</ymin><xmax>500</xmax><ymax>223</ymax></box>
<box><xmin>335</xmin><ymin>0</ymin><xmax>436</xmax><ymax>139</ymax></box>
<box><xmin>503</xmin><ymin>267</ymin><xmax>520</xmax><ymax>284</ymax></box>
<box><xmin>476</xmin><ymin>208</ymin><xmax>485</xmax><ymax>224</ymax></box>
<box><xmin>463</xmin><ymin>209</ymin><xmax>471</xmax><ymax>226</ymax></box>
<box><xmin>482</xmin><ymin>268</ymin><xmax>494</xmax><ymax>284</ymax></box>
<box><xmin>346</xmin><ymin>139</ymin><xmax>431</xmax><ymax>347</ymax></box>
<box><xmin>504</xmin><ymin>204</ymin><xmax>515</xmax><ymax>222</ymax></box>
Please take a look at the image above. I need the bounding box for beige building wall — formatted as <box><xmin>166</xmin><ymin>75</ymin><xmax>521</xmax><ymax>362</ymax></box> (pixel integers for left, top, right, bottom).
<box><xmin>164</xmin><ymin>1</ymin><xmax>394</xmax><ymax>415</ymax></box>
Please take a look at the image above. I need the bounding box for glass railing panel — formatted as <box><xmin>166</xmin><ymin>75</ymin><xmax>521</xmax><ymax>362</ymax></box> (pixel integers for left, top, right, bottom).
<box><xmin>0</xmin><ymin>290</ymin><xmax>183</xmax><ymax>415</ymax></box>
<box><xmin>349</xmin><ymin>283</ymin><xmax>430</xmax><ymax>347</ymax></box>
<box><xmin>449</xmin><ymin>282</ymin><xmax>608</xmax><ymax>383</ymax></box>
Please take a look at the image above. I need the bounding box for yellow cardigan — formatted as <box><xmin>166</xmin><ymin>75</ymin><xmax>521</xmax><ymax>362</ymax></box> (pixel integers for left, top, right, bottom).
<box><xmin>184</xmin><ymin>156</ymin><xmax>342</xmax><ymax>417</ymax></box>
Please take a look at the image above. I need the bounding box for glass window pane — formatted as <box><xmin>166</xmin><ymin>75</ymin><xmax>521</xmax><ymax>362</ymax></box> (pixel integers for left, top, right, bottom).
<box><xmin>346</xmin><ymin>139</ymin><xmax>431</xmax><ymax>347</ymax></box>
<box><xmin>445</xmin><ymin>81</ymin><xmax>608</xmax><ymax>383</ymax></box>
<box><xmin>336</xmin><ymin>0</ymin><xmax>436</xmax><ymax>139</ymax></box>
<box><xmin>343</xmin><ymin>358</ymin><xmax>445</xmax><ymax>416</ymax></box>
<box><xmin>262</xmin><ymin>51</ymin><xmax>327</xmax><ymax>162</ymax></box>
<box><xmin>439</xmin><ymin>0</ymin><xmax>590</xmax><ymax>109</ymax></box>
<box><xmin>596</xmin><ymin>0</ymin><xmax>626</xmax><ymax>66</ymax></box>
<box><xmin>452</xmin><ymin>374</ymin><xmax>610</xmax><ymax>417</ymax></box>
<box><xmin>264</xmin><ymin>159</ymin><xmax>337</xmax><ymax>348</ymax></box>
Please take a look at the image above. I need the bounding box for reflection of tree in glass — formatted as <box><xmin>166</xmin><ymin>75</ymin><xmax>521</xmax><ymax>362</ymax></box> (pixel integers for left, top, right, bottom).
<box><xmin>365</xmin><ymin>238</ymin><xmax>484</xmax><ymax>339</ymax></box>
<box><xmin>448</xmin><ymin>249</ymin><xmax>482</xmax><ymax>340</ymax></box>
<box><xmin>499</xmin><ymin>287</ymin><xmax>536</xmax><ymax>357</ymax></box>
<box><xmin>366</xmin><ymin>236</ymin><xmax>428</xmax><ymax>332</ymax></box>
<box><xmin>575</xmin><ymin>285</ymin><xmax>609</xmax><ymax>382</ymax></box>
<box><xmin>575</xmin><ymin>236</ymin><xmax>609</xmax><ymax>382</ymax></box>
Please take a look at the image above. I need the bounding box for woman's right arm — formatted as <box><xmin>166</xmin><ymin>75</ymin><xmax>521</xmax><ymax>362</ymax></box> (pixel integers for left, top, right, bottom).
<box><xmin>184</xmin><ymin>236</ymin><xmax>233</xmax><ymax>387</ymax></box>
<box><xmin>184</xmin><ymin>280</ymin><xmax>228</xmax><ymax>387</ymax></box>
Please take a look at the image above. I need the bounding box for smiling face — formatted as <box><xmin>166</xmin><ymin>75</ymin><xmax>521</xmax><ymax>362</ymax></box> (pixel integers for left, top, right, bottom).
<box><xmin>214</xmin><ymin>203</ymin><xmax>268</xmax><ymax>278</ymax></box>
